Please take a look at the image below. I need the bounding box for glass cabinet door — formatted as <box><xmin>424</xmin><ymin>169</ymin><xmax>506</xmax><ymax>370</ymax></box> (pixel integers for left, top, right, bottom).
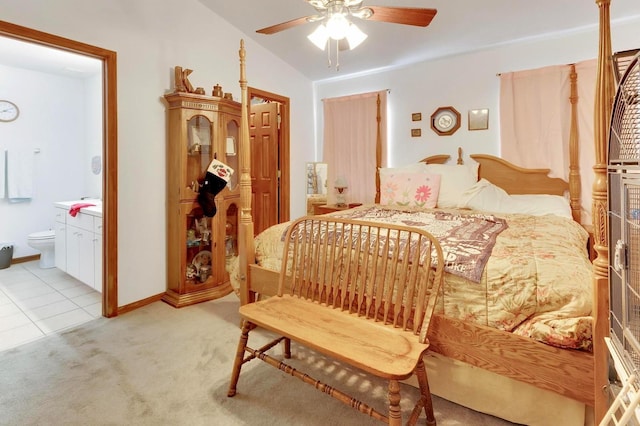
<box><xmin>186</xmin><ymin>114</ymin><xmax>215</xmax><ymax>196</ymax></box>
<box><xmin>224</xmin><ymin>118</ymin><xmax>239</xmax><ymax>191</ymax></box>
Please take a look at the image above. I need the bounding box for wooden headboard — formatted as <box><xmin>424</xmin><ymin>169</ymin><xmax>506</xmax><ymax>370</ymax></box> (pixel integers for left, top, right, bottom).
<box><xmin>413</xmin><ymin>146</ymin><xmax>578</xmax><ymax>222</ymax></box>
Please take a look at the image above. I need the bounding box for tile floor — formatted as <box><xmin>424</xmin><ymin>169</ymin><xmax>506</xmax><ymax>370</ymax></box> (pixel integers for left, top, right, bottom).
<box><xmin>0</xmin><ymin>260</ymin><xmax>101</xmax><ymax>352</ymax></box>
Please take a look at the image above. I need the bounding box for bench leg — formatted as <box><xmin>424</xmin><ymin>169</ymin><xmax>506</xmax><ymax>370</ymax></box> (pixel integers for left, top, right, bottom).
<box><xmin>415</xmin><ymin>359</ymin><xmax>436</xmax><ymax>426</ymax></box>
<box><xmin>227</xmin><ymin>319</ymin><xmax>252</xmax><ymax>397</ymax></box>
<box><xmin>388</xmin><ymin>379</ymin><xmax>402</xmax><ymax>426</ymax></box>
<box><xmin>283</xmin><ymin>337</ymin><xmax>291</xmax><ymax>359</ymax></box>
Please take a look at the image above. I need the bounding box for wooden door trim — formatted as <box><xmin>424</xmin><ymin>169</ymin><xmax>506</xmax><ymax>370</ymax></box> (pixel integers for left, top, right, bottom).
<box><xmin>0</xmin><ymin>20</ymin><xmax>119</xmax><ymax>317</ymax></box>
<box><xmin>248</xmin><ymin>87</ymin><xmax>290</xmax><ymax>224</ymax></box>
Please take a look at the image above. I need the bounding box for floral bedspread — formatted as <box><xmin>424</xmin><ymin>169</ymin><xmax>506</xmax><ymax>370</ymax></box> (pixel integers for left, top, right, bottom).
<box><xmin>230</xmin><ymin>204</ymin><xmax>593</xmax><ymax>351</ymax></box>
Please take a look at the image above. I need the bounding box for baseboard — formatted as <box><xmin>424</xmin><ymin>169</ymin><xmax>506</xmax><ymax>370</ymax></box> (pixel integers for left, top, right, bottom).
<box><xmin>12</xmin><ymin>254</ymin><xmax>40</xmax><ymax>265</ymax></box>
<box><xmin>117</xmin><ymin>293</ymin><xmax>164</xmax><ymax>316</ymax></box>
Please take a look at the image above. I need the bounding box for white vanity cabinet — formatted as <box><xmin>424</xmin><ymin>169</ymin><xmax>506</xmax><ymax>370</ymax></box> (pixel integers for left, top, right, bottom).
<box><xmin>66</xmin><ymin>213</ymin><xmax>96</xmax><ymax>288</ymax></box>
<box><xmin>54</xmin><ymin>208</ymin><xmax>67</xmax><ymax>270</ymax></box>
<box><xmin>54</xmin><ymin>202</ymin><xmax>102</xmax><ymax>292</ymax></box>
<box><xmin>94</xmin><ymin>219</ymin><xmax>103</xmax><ymax>293</ymax></box>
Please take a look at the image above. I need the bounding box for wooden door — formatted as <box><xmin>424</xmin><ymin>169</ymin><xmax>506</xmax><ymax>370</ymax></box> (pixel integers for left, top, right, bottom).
<box><xmin>250</xmin><ymin>102</ymin><xmax>279</xmax><ymax>235</ymax></box>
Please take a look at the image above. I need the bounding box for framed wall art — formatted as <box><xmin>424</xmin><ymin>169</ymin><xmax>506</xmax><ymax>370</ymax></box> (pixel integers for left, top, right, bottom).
<box><xmin>411</xmin><ymin>112</ymin><xmax>422</xmax><ymax>121</ymax></box>
<box><xmin>468</xmin><ymin>108</ymin><xmax>489</xmax><ymax>131</ymax></box>
<box><xmin>411</xmin><ymin>128</ymin><xmax>422</xmax><ymax>137</ymax></box>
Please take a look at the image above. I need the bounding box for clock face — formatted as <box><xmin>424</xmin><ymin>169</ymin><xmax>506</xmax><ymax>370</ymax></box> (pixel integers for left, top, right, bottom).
<box><xmin>0</xmin><ymin>100</ymin><xmax>19</xmax><ymax>122</ymax></box>
<box><xmin>430</xmin><ymin>106</ymin><xmax>460</xmax><ymax>136</ymax></box>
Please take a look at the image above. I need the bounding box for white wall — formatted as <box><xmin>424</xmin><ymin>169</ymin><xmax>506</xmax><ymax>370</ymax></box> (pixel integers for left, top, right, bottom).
<box><xmin>314</xmin><ymin>17</ymin><xmax>640</xmax><ymax>167</ymax></box>
<box><xmin>0</xmin><ymin>64</ymin><xmax>89</xmax><ymax>257</ymax></box>
<box><xmin>0</xmin><ymin>0</ymin><xmax>315</xmax><ymax>307</ymax></box>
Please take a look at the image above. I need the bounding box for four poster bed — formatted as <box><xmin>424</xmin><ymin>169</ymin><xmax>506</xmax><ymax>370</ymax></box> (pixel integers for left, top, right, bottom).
<box><xmin>232</xmin><ymin>0</ymin><xmax>614</xmax><ymax>423</ymax></box>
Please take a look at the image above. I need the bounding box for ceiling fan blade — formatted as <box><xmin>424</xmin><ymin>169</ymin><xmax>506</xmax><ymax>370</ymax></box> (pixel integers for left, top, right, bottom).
<box><xmin>366</xmin><ymin>6</ymin><xmax>437</xmax><ymax>27</ymax></box>
<box><xmin>256</xmin><ymin>16</ymin><xmax>312</xmax><ymax>35</ymax></box>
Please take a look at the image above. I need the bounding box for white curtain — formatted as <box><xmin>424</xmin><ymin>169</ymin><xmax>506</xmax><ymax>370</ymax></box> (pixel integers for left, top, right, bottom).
<box><xmin>499</xmin><ymin>60</ymin><xmax>596</xmax><ymax>224</ymax></box>
<box><xmin>322</xmin><ymin>90</ymin><xmax>387</xmax><ymax>205</ymax></box>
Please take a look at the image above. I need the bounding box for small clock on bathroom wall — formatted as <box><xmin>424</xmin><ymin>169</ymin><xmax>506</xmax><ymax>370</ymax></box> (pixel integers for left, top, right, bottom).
<box><xmin>0</xmin><ymin>100</ymin><xmax>19</xmax><ymax>122</ymax></box>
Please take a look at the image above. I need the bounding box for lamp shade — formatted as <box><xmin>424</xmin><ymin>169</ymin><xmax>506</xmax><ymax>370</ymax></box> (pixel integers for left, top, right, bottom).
<box><xmin>334</xmin><ymin>176</ymin><xmax>348</xmax><ymax>189</ymax></box>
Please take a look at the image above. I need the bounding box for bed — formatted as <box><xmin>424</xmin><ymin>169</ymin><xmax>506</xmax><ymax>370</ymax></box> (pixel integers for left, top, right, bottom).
<box><xmin>232</xmin><ymin>0</ymin><xmax>614</xmax><ymax>422</ymax></box>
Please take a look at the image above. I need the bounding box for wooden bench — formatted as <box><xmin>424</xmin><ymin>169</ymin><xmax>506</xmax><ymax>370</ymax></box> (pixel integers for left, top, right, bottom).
<box><xmin>228</xmin><ymin>216</ymin><xmax>445</xmax><ymax>425</ymax></box>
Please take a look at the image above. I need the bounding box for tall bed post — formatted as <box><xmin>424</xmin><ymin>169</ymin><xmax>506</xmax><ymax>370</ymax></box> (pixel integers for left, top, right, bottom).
<box><xmin>568</xmin><ymin>65</ymin><xmax>581</xmax><ymax>223</ymax></box>
<box><xmin>593</xmin><ymin>0</ymin><xmax>615</xmax><ymax>422</ymax></box>
<box><xmin>238</xmin><ymin>39</ymin><xmax>255</xmax><ymax>305</ymax></box>
<box><xmin>374</xmin><ymin>93</ymin><xmax>382</xmax><ymax>204</ymax></box>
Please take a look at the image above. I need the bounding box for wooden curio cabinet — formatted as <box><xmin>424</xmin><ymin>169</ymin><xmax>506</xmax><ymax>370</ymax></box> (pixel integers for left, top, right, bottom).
<box><xmin>163</xmin><ymin>91</ymin><xmax>240</xmax><ymax>307</ymax></box>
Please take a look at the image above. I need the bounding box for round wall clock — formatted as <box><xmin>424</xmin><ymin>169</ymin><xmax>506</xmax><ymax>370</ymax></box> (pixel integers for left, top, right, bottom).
<box><xmin>0</xmin><ymin>100</ymin><xmax>19</xmax><ymax>122</ymax></box>
<box><xmin>430</xmin><ymin>106</ymin><xmax>461</xmax><ymax>136</ymax></box>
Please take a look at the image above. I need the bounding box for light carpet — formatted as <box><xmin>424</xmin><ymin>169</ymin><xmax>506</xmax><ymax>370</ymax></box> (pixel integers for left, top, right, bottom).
<box><xmin>0</xmin><ymin>293</ymin><xmax>517</xmax><ymax>425</ymax></box>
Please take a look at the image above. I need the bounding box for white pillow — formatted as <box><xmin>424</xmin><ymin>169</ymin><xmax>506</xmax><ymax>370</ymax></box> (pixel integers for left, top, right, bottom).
<box><xmin>423</xmin><ymin>163</ymin><xmax>479</xmax><ymax>208</ymax></box>
<box><xmin>379</xmin><ymin>162</ymin><xmax>429</xmax><ymax>177</ymax></box>
<box><xmin>459</xmin><ymin>179</ymin><xmax>573</xmax><ymax>219</ymax></box>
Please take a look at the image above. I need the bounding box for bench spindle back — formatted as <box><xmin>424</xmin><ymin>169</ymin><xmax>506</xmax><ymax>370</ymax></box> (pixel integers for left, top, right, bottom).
<box><xmin>278</xmin><ymin>217</ymin><xmax>444</xmax><ymax>343</ymax></box>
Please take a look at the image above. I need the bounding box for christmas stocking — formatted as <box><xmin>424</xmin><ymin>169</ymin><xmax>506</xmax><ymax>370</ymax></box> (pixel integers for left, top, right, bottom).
<box><xmin>198</xmin><ymin>159</ymin><xmax>234</xmax><ymax>217</ymax></box>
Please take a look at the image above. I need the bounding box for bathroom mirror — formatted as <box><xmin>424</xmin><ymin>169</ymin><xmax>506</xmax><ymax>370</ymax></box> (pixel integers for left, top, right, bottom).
<box><xmin>306</xmin><ymin>162</ymin><xmax>328</xmax><ymax>214</ymax></box>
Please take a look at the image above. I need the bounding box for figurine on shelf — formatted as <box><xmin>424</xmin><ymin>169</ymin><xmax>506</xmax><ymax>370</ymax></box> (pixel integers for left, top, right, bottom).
<box><xmin>186</xmin><ymin>264</ymin><xmax>198</xmax><ymax>280</ymax></box>
<box><xmin>174</xmin><ymin>66</ymin><xmax>194</xmax><ymax>93</ymax></box>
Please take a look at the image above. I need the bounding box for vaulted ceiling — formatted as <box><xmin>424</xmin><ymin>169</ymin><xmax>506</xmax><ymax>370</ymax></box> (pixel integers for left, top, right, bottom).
<box><xmin>200</xmin><ymin>0</ymin><xmax>640</xmax><ymax>82</ymax></box>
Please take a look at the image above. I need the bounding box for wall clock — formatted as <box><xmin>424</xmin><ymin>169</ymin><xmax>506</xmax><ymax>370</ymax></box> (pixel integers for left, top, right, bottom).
<box><xmin>430</xmin><ymin>106</ymin><xmax>460</xmax><ymax>136</ymax></box>
<box><xmin>0</xmin><ymin>100</ymin><xmax>19</xmax><ymax>122</ymax></box>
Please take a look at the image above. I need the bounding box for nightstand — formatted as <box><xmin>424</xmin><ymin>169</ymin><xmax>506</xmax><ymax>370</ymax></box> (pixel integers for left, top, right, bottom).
<box><xmin>314</xmin><ymin>203</ymin><xmax>362</xmax><ymax>215</ymax></box>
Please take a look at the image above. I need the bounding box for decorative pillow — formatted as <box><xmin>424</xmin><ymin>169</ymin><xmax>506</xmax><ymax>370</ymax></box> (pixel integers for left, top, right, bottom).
<box><xmin>459</xmin><ymin>178</ymin><xmax>573</xmax><ymax>219</ymax></box>
<box><xmin>423</xmin><ymin>163</ymin><xmax>479</xmax><ymax>208</ymax></box>
<box><xmin>380</xmin><ymin>172</ymin><xmax>441</xmax><ymax>208</ymax></box>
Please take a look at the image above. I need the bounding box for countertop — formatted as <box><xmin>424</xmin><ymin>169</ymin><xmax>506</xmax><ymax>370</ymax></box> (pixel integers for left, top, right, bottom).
<box><xmin>54</xmin><ymin>199</ymin><xmax>103</xmax><ymax>218</ymax></box>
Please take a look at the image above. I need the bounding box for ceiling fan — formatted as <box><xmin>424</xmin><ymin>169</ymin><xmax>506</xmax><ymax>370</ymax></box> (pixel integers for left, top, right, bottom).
<box><xmin>256</xmin><ymin>0</ymin><xmax>438</xmax><ymax>36</ymax></box>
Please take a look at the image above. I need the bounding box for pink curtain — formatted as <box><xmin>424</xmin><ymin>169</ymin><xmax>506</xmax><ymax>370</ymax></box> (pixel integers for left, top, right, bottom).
<box><xmin>322</xmin><ymin>90</ymin><xmax>387</xmax><ymax>205</ymax></box>
<box><xmin>500</xmin><ymin>60</ymin><xmax>596</xmax><ymax>224</ymax></box>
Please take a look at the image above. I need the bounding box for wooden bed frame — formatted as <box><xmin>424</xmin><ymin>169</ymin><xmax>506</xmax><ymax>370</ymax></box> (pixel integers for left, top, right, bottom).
<box><xmin>234</xmin><ymin>0</ymin><xmax>614</xmax><ymax>421</ymax></box>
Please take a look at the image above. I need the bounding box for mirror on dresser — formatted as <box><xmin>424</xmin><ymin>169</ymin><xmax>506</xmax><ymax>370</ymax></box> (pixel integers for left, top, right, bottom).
<box><xmin>306</xmin><ymin>162</ymin><xmax>328</xmax><ymax>214</ymax></box>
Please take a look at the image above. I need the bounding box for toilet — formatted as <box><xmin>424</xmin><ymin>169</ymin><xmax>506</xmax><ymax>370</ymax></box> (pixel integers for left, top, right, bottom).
<box><xmin>27</xmin><ymin>230</ymin><xmax>56</xmax><ymax>269</ymax></box>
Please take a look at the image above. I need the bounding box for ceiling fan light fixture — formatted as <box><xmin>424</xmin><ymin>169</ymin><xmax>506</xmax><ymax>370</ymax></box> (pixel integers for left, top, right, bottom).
<box><xmin>308</xmin><ymin>24</ymin><xmax>329</xmax><ymax>50</ymax></box>
<box><xmin>345</xmin><ymin>22</ymin><xmax>367</xmax><ymax>49</ymax></box>
<box><xmin>326</xmin><ymin>13</ymin><xmax>350</xmax><ymax>40</ymax></box>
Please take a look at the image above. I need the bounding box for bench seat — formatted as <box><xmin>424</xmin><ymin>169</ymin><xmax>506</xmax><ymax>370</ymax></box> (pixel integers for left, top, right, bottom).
<box><xmin>240</xmin><ymin>294</ymin><xmax>430</xmax><ymax>379</ymax></box>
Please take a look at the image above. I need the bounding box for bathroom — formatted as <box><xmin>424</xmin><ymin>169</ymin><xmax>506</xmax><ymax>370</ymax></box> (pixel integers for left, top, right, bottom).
<box><xmin>0</xmin><ymin>38</ymin><xmax>103</xmax><ymax>295</ymax></box>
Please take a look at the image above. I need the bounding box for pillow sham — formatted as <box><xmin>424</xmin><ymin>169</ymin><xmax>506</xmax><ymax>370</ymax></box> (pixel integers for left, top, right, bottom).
<box><xmin>380</xmin><ymin>172</ymin><xmax>441</xmax><ymax>208</ymax></box>
<box><xmin>458</xmin><ymin>178</ymin><xmax>573</xmax><ymax>219</ymax></box>
<box><xmin>422</xmin><ymin>163</ymin><xmax>479</xmax><ymax>208</ymax></box>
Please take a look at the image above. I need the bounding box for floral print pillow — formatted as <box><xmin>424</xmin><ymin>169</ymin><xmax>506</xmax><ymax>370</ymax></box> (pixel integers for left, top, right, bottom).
<box><xmin>380</xmin><ymin>172</ymin><xmax>441</xmax><ymax>208</ymax></box>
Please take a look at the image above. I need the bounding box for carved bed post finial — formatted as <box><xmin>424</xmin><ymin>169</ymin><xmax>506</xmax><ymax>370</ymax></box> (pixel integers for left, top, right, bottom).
<box><xmin>457</xmin><ymin>147</ymin><xmax>463</xmax><ymax>165</ymax></box>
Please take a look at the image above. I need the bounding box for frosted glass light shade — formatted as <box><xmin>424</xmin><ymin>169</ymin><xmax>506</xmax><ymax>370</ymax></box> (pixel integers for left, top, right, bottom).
<box><xmin>345</xmin><ymin>23</ymin><xmax>367</xmax><ymax>49</ymax></box>
<box><xmin>308</xmin><ymin>24</ymin><xmax>329</xmax><ymax>50</ymax></box>
<box><xmin>326</xmin><ymin>14</ymin><xmax>349</xmax><ymax>40</ymax></box>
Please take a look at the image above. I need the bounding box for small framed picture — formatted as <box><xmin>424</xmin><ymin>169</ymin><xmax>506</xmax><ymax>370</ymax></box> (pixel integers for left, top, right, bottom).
<box><xmin>411</xmin><ymin>128</ymin><xmax>422</xmax><ymax>137</ymax></box>
<box><xmin>468</xmin><ymin>109</ymin><xmax>489</xmax><ymax>131</ymax></box>
<box><xmin>411</xmin><ymin>112</ymin><xmax>422</xmax><ymax>122</ymax></box>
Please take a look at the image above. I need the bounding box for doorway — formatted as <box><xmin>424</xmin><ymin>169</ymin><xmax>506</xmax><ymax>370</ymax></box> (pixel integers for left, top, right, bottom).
<box><xmin>0</xmin><ymin>20</ymin><xmax>118</xmax><ymax>317</ymax></box>
<box><xmin>248</xmin><ymin>87</ymin><xmax>290</xmax><ymax>233</ymax></box>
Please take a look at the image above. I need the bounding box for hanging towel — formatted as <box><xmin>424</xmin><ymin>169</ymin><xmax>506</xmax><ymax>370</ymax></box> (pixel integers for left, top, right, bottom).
<box><xmin>6</xmin><ymin>149</ymin><xmax>34</xmax><ymax>202</ymax></box>
<box><xmin>0</xmin><ymin>150</ymin><xmax>6</xmax><ymax>199</ymax></box>
<box><xmin>69</xmin><ymin>203</ymin><xmax>96</xmax><ymax>217</ymax></box>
